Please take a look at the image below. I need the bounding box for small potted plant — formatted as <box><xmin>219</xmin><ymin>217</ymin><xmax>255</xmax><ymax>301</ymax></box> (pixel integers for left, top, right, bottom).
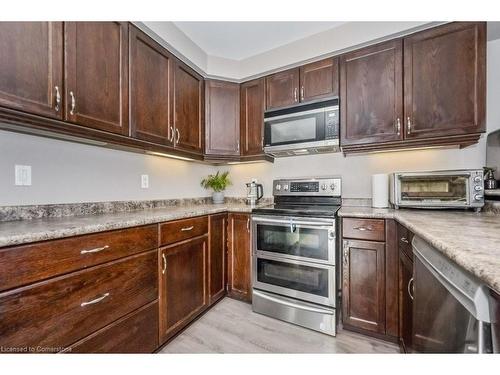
<box><xmin>201</xmin><ymin>171</ymin><xmax>232</xmax><ymax>204</ymax></box>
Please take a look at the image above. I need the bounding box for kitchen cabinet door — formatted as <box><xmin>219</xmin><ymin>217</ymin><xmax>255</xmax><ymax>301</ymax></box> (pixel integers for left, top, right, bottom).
<box><xmin>205</xmin><ymin>80</ymin><xmax>240</xmax><ymax>156</ymax></box>
<box><xmin>265</xmin><ymin>68</ymin><xmax>300</xmax><ymax>110</ymax></box>
<box><xmin>129</xmin><ymin>26</ymin><xmax>173</xmax><ymax>145</ymax></box>
<box><xmin>299</xmin><ymin>57</ymin><xmax>339</xmax><ymax>103</ymax></box>
<box><xmin>0</xmin><ymin>22</ymin><xmax>63</xmax><ymax>119</ymax></box>
<box><xmin>209</xmin><ymin>213</ymin><xmax>227</xmax><ymax>304</ymax></box>
<box><xmin>227</xmin><ymin>213</ymin><xmax>252</xmax><ymax>302</ymax></box>
<box><xmin>342</xmin><ymin>239</ymin><xmax>386</xmax><ymax>334</ymax></box>
<box><xmin>173</xmin><ymin>60</ymin><xmax>204</xmax><ymax>154</ymax></box>
<box><xmin>399</xmin><ymin>249</ymin><xmax>414</xmax><ymax>353</ymax></box>
<box><xmin>159</xmin><ymin>236</ymin><xmax>208</xmax><ymax>344</ymax></box>
<box><xmin>240</xmin><ymin>78</ymin><xmax>265</xmax><ymax>156</ymax></box>
<box><xmin>340</xmin><ymin>39</ymin><xmax>403</xmax><ymax>146</ymax></box>
<box><xmin>403</xmin><ymin>22</ymin><xmax>486</xmax><ymax>139</ymax></box>
<box><xmin>65</xmin><ymin>22</ymin><xmax>129</xmax><ymax>135</ymax></box>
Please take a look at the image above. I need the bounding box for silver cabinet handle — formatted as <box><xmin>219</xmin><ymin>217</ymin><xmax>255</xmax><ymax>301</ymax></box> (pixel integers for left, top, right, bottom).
<box><xmin>343</xmin><ymin>241</ymin><xmax>349</xmax><ymax>265</ymax></box>
<box><xmin>181</xmin><ymin>226</ymin><xmax>194</xmax><ymax>232</ymax></box>
<box><xmin>162</xmin><ymin>253</ymin><xmax>167</xmax><ymax>274</ymax></box>
<box><xmin>396</xmin><ymin>117</ymin><xmax>401</xmax><ymax>136</ymax></box>
<box><xmin>81</xmin><ymin>292</ymin><xmax>109</xmax><ymax>307</ymax></box>
<box><xmin>247</xmin><ymin>218</ymin><xmax>250</xmax><ymax>233</ymax></box>
<box><xmin>408</xmin><ymin>277</ymin><xmax>414</xmax><ymax>300</ymax></box>
<box><xmin>293</xmin><ymin>87</ymin><xmax>298</xmax><ymax>102</ymax></box>
<box><xmin>70</xmin><ymin>91</ymin><xmax>76</xmax><ymax>115</ymax></box>
<box><xmin>80</xmin><ymin>245</ymin><xmax>109</xmax><ymax>254</ymax></box>
<box><xmin>407</xmin><ymin>116</ymin><xmax>412</xmax><ymax>134</ymax></box>
<box><xmin>237</xmin><ymin>141</ymin><xmax>240</xmax><ymax>152</ymax></box>
<box><xmin>300</xmin><ymin>86</ymin><xmax>305</xmax><ymax>101</ymax></box>
<box><xmin>54</xmin><ymin>86</ymin><xmax>61</xmax><ymax>112</ymax></box>
<box><xmin>401</xmin><ymin>237</ymin><xmax>409</xmax><ymax>244</ymax></box>
<box><xmin>175</xmin><ymin>128</ymin><xmax>180</xmax><ymax>144</ymax></box>
<box><xmin>169</xmin><ymin>126</ymin><xmax>175</xmax><ymax>143</ymax></box>
<box><xmin>353</xmin><ymin>226</ymin><xmax>373</xmax><ymax>231</ymax></box>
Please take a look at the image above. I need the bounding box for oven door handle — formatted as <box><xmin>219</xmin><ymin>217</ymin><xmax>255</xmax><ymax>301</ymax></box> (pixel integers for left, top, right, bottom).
<box><xmin>253</xmin><ymin>290</ymin><xmax>334</xmax><ymax>315</ymax></box>
<box><xmin>252</xmin><ymin>216</ymin><xmax>334</xmax><ymax>227</ymax></box>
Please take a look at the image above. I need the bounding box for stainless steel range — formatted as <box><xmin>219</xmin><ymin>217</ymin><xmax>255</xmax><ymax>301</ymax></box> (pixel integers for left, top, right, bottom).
<box><xmin>251</xmin><ymin>176</ymin><xmax>341</xmax><ymax>336</ymax></box>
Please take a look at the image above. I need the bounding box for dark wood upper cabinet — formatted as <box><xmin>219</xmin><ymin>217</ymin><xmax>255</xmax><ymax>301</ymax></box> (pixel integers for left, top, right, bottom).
<box><xmin>0</xmin><ymin>22</ymin><xmax>63</xmax><ymax>119</ymax></box>
<box><xmin>173</xmin><ymin>60</ymin><xmax>204</xmax><ymax>154</ymax></box>
<box><xmin>64</xmin><ymin>22</ymin><xmax>129</xmax><ymax>135</ymax></box>
<box><xmin>227</xmin><ymin>213</ymin><xmax>252</xmax><ymax>302</ymax></box>
<box><xmin>205</xmin><ymin>80</ymin><xmax>240</xmax><ymax>156</ymax></box>
<box><xmin>342</xmin><ymin>239</ymin><xmax>386</xmax><ymax>334</ymax></box>
<box><xmin>240</xmin><ymin>78</ymin><xmax>265</xmax><ymax>156</ymax></box>
<box><xmin>129</xmin><ymin>26</ymin><xmax>173</xmax><ymax>145</ymax></box>
<box><xmin>159</xmin><ymin>236</ymin><xmax>208</xmax><ymax>344</ymax></box>
<box><xmin>403</xmin><ymin>22</ymin><xmax>486</xmax><ymax>139</ymax></box>
<box><xmin>340</xmin><ymin>39</ymin><xmax>404</xmax><ymax>147</ymax></box>
<box><xmin>299</xmin><ymin>57</ymin><xmax>339</xmax><ymax>103</ymax></box>
<box><xmin>208</xmin><ymin>213</ymin><xmax>227</xmax><ymax>304</ymax></box>
<box><xmin>265</xmin><ymin>68</ymin><xmax>300</xmax><ymax>110</ymax></box>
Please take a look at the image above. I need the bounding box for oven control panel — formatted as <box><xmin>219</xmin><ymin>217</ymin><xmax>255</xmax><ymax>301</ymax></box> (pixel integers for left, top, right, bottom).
<box><xmin>273</xmin><ymin>177</ymin><xmax>341</xmax><ymax>197</ymax></box>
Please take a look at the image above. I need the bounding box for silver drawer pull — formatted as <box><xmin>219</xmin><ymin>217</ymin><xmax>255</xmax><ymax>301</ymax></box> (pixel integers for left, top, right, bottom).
<box><xmin>181</xmin><ymin>226</ymin><xmax>194</xmax><ymax>232</ymax></box>
<box><xmin>401</xmin><ymin>237</ymin><xmax>409</xmax><ymax>244</ymax></box>
<box><xmin>408</xmin><ymin>278</ymin><xmax>414</xmax><ymax>300</ymax></box>
<box><xmin>80</xmin><ymin>245</ymin><xmax>109</xmax><ymax>254</ymax></box>
<box><xmin>80</xmin><ymin>292</ymin><xmax>110</xmax><ymax>307</ymax></box>
<box><xmin>162</xmin><ymin>253</ymin><xmax>167</xmax><ymax>275</ymax></box>
<box><xmin>353</xmin><ymin>226</ymin><xmax>373</xmax><ymax>231</ymax></box>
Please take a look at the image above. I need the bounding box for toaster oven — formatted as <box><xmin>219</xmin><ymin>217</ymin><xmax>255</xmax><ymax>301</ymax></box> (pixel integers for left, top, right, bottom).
<box><xmin>390</xmin><ymin>170</ymin><xmax>484</xmax><ymax>210</ymax></box>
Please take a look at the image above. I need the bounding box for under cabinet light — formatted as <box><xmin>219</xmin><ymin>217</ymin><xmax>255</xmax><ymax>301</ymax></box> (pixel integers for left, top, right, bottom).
<box><xmin>145</xmin><ymin>151</ymin><xmax>195</xmax><ymax>161</ymax></box>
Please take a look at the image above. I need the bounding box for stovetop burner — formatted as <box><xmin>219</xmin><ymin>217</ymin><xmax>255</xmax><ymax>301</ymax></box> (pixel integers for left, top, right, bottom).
<box><xmin>252</xmin><ymin>203</ymin><xmax>341</xmax><ymax>218</ymax></box>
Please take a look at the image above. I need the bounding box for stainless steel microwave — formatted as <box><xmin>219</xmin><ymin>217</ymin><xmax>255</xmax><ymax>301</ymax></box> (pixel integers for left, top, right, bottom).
<box><xmin>263</xmin><ymin>99</ymin><xmax>339</xmax><ymax>157</ymax></box>
<box><xmin>390</xmin><ymin>169</ymin><xmax>484</xmax><ymax>210</ymax></box>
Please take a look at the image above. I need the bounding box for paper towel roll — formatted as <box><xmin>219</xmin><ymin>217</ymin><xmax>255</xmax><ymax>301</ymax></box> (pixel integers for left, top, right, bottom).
<box><xmin>372</xmin><ymin>174</ymin><xmax>389</xmax><ymax>208</ymax></box>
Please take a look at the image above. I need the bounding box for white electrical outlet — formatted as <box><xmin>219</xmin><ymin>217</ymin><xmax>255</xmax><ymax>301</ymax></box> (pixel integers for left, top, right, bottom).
<box><xmin>15</xmin><ymin>165</ymin><xmax>32</xmax><ymax>186</ymax></box>
<box><xmin>141</xmin><ymin>174</ymin><xmax>149</xmax><ymax>189</ymax></box>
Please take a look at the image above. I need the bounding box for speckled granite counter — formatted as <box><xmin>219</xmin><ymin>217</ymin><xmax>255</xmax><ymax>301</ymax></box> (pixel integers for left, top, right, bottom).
<box><xmin>339</xmin><ymin>207</ymin><xmax>500</xmax><ymax>294</ymax></box>
<box><xmin>0</xmin><ymin>202</ymin><xmax>260</xmax><ymax>248</ymax></box>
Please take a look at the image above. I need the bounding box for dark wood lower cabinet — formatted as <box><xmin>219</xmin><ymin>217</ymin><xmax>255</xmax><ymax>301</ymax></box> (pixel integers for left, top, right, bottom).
<box><xmin>159</xmin><ymin>236</ymin><xmax>208</xmax><ymax>344</ymax></box>
<box><xmin>227</xmin><ymin>213</ymin><xmax>252</xmax><ymax>302</ymax></box>
<box><xmin>209</xmin><ymin>213</ymin><xmax>227</xmax><ymax>304</ymax></box>
<box><xmin>399</xmin><ymin>249</ymin><xmax>414</xmax><ymax>353</ymax></box>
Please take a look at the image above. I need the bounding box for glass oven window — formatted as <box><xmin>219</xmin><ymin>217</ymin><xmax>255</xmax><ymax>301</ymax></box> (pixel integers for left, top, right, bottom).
<box><xmin>270</xmin><ymin>117</ymin><xmax>317</xmax><ymax>144</ymax></box>
<box><xmin>256</xmin><ymin>258</ymin><xmax>329</xmax><ymax>298</ymax></box>
<box><xmin>399</xmin><ymin>176</ymin><xmax>468</xmax><ymax>202</ymax></box>
<box><xmin>256</xmin><ymin>224</ymin><xmax>329</xmax><ymax>261</ymax></box>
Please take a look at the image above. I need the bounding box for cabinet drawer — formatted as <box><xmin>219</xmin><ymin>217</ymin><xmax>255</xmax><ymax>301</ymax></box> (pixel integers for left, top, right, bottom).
<box><xmin>0</xmin><ymin>250</ymin><xmax>157</xmax><ymax>351</ymax></box>
<box><xmin>160</xmin><ymin>216</ymin><xmax>208</xmax><ymax>246</ymax></box>
<box><xmin>0</xmin><ymin>225</ymin><xmax>158</xmax><ymax>293</ymax></box>
<box><xmin>66</xmin><ymin>301</ymin><xmax>159</xmax><ymax>353</ymax></box>
<box><xmin>343</xmin><ymin>218</ymin><xmax>385</xmax><ymax>241</ymax></box>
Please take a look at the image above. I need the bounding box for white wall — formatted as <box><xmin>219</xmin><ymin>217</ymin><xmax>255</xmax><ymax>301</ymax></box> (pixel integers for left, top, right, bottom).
<box><xmin>224</xmin><ymin>39</ymin><xmax>500</xmax><ymax>198</ymax></box>
<box><xmin>0</xmin><ymin>131</ymin><xmax>217</xmax><ymax>206</ymax></box>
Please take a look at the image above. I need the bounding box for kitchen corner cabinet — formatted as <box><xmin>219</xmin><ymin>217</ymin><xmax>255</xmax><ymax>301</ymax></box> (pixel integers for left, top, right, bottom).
<box><xmin>64</xmin><ymin>22</ymin><xmax>129</xmax><ymax>135</ymax></box>
<box><xmin>227</xmin><ymin>213</ymin><xmax>252</xmax><ymax>302</ymax></box>
<box><xmin>341</xmin><ymin>218</ymin><xmax>399</xmax><ymax>340</ymax></box>
<box><xmin>173</xmin><ymin>60</ymin><xmax>204</xmax><ymax>154</ymax></box>
<box><xmin>403</xmin><ymin>22</ymin><xmax>486</xmax><ymax>139</ymax></box>
<box><xmin>159</xmin><ymin>235</ymin><xmax>208</xmax><ymax>344</ymax></box>
<box><xmin>209</xmin><ymin>213</ymin><xmax>228</xmax><ymax>304</ymax></box>
<box><xmin>205</xmin><ymin>80</ymin><xmax>240</xmax><ymax>156</ymax></box>
<box><xmin>0</xmin><ymin>22</ymin><xmax>64</xmax><ymax>120</ymax></box>
<box><xmin>340</xmin><ymin>39</ymin><xmax>403</xmax><ymax>147</ymax></box>
<box><xmin>240</xmin><ymin>78</ymin><xmax>266</xmax><ymax>156</ymax></box>
<box><xmin>129</xmin><ymin>26</ymin><xmax>174</xmax><ymax>145</ymax></box>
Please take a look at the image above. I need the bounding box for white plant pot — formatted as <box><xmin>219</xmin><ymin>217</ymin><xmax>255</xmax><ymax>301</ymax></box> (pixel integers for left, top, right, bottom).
<box><xmin>212</xmin><ymin>191</ymin><xmax>225</xmax><ymax>204</ymax></box>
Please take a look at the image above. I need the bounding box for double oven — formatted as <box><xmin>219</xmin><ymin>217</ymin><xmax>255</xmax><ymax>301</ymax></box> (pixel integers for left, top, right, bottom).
<box><xmin>251</xmin><ymin>177</ymin><xmax>341</xmax><ymax>336</ymax></box>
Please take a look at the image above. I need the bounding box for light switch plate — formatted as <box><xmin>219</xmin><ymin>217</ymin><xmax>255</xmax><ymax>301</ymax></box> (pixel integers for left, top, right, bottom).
<box><xmin>15</xmin><ymin>165</ymin><xmax>32</xmax><ymax>186</ymax></box>
<box><xmin>141</xmin><ymin>174</ymin><xmax>149</xmax><ymax>189</ymax></box>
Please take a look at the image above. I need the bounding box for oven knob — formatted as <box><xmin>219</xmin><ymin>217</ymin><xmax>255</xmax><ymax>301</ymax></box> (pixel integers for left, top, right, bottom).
<box><xmin>474</xmin><ymin>194</ymin><xmax>484</xmax><ymax>201</ymax></box>
<box><xmin>474</xmin><ymin>185</ymin><xmax>483</xmax><ymax>191</ymax></box>
<box><xmin>330</xmin><ymin>183</ymin><xmax>337</xmax><ymax>191</ymax></box>
<box><xmin>321</xmin><ymin>184</ymin><xmax>327</xmax><ymax>190</ymax></box>
<box><xmin>283</xmin><ymin>184</ymin><xmax>289</xmax><ymax>191</ymax></box>
<box><xmin>474</xmin><ymin>176</ymin><xmax>482</xmax><ymax>183</ymax></box>
<box><xmin>275</xmin><ymin>184</ymin><xmax>281</xmax><ymax>191</ymax></box>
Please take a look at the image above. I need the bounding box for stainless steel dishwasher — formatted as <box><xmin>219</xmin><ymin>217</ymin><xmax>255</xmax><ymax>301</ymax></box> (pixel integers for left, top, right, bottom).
<box><xmin>412</xmin><ymin>236</ymin><xmax>493</xmax><ymax>353</ymax></box>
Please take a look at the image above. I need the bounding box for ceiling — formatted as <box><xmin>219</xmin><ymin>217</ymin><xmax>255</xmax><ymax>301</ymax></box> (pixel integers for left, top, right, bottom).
<box><xmin>173</xmin><ymin>21</ymin><xmax>345</xmax><ymax>60</ymax></box>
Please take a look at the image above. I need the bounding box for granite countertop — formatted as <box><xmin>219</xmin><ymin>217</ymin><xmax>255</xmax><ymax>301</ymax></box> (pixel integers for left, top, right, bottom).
<box><xmin>339</xmin><ymin>207</ymin><xmax>500</xmax><ymax>294</ymax></box>
<box><xmin>0</xmin><ymin>202</ymin><xmax>260</xmax><ymax>249</ymax></box>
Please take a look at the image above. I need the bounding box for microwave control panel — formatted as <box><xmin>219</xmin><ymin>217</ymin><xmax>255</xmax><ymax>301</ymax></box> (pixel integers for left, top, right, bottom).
<box><xmin>325</xmin><ymin>108</ymin><xmax>339</xmax><ymax>139</ymax></box>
